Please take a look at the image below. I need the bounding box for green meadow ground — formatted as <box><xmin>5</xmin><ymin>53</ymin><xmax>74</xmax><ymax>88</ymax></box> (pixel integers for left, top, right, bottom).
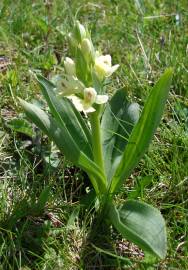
<box><xmin>0</xmin><ymin>0</ymin><xmax>188</xmax><ymax>269</ymax></box>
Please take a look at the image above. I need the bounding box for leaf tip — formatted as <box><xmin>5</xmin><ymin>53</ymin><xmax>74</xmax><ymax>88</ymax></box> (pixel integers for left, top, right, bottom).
<box><xmin>164</xmin><ymin>67</ymin><xmax>173</xmax><ymax>78</ymax></box>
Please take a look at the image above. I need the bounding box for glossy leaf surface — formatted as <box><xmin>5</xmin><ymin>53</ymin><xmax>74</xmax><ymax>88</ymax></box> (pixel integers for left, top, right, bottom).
<box><xmin>101</xmin><ymin>89</ymin><xmax>139</xmax><ymax>182</ymax></box>
<box><xmin>109</xmin><ymin>200</ymin><xmax>167</xmax><ymax>259</ymax></box>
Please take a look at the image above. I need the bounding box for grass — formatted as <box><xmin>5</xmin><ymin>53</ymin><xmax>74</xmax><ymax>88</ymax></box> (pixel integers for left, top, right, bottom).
<box><xmin>0</xmin><ymin>0</ymin><xmax>188</xmax><ymax>269</ymax></box>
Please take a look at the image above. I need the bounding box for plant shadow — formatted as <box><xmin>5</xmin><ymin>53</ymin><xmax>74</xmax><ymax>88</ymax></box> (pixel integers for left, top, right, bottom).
<box><xmin>80</xmin><ymin>215</ymin><xmax>132</xmax><ymax>270</ymax></box>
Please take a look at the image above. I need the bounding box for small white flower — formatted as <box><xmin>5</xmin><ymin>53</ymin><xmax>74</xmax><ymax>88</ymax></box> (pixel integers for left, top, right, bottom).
<box><xmin>94</xmin><ymin>54</ymin><xmax>119</xmax><ymax>79</ymax></box>
<box><xmin>84</xmin><ymin>87</ymin><xmax>108</xmax><ymax>109</ymax></box>
<box><xmin>68</xmin><ymin>87</ymin><xmax>108</xmax><ymax>113</ymax></box>
<box><xmin>64</xmin><ymin>57</ymin><xmax>76</xmax><ymax>76</ymax></box>
<box><xmin>55</xmin><ymin>75</ymin><xmax>85</xmax><ymax>96</ymax></box>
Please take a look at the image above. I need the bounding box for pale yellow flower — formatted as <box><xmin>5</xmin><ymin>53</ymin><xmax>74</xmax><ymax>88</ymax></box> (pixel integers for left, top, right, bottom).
<box><xmin>94</xmin><ymin>54</ymin><xmax>119</xmax><ymax>79</ymax></box>
<box><xmin>68</xmin><ymin>87</ymin><xmax>108</xmax><ymax>113</ymax></box>
<box><xmin>55</xmin><ymin>75</ymin><xmax>85</xmax><ymax>96</ymax></box>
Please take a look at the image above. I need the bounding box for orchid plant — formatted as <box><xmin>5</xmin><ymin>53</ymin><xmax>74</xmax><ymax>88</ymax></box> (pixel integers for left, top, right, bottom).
<box><xmin>19</xmin><ymin>21</ymin><xmax>173</xmax><ymax>259</ymax></box>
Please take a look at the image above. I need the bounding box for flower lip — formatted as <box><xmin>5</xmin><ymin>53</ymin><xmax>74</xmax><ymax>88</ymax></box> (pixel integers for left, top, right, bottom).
<box><xmin>84</xmin><ymin>87</ymin><xmax>97</xmax><ymax>104</ymax></box>
<box><xmin>95</xmin><ymin>94</ymin><xmax>109</xmax><ymax>104</ymax></box>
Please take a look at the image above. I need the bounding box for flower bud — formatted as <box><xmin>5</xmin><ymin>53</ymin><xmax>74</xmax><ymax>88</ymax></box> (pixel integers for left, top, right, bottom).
<box><xmin>74</xmin><ymin>21</ymin><xmax>86</xmax><ymax>43</ymax></box>
<box><xmin>81</xmin><ymin>38</ymin><xmax>95</xmax><ymax>63</ymax></box>
<box><xmin>64</xmin><ymin>57</ymin><xmax>76</xmax><ymax>76</ymax></box>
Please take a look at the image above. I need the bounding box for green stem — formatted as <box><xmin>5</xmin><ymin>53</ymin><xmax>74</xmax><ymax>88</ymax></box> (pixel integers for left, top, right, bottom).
<box><xmin>90</xmin><ymin>110</ymin><xmax>106</xmax><ymax>189</ymax></box>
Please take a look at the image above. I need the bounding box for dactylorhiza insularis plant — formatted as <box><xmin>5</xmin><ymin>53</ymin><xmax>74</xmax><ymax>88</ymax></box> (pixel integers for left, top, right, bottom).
<box><xmin>19</xmin><ymin>20</ymin><xmax>173</xmax><ymax>259</ymax></box>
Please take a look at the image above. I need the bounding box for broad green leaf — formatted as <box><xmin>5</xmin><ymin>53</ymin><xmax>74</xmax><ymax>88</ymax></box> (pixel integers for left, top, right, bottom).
<box><xmin>110</xmin><ymin>68</ymin><xmax>173</xmax><ymax>194</ymax></box>
<box><xmin>37</xmin><ymin>74</ymin><xmax>93</xmax><ymax>159</ymax></box>
<box><xmin>101</xmin><ymin>89</ymin><xmax>139</xmax><ymax>182</ymax></box>
<box><xmin>19</xmin><ymin>99</ymin><xmax>106</xmax><ymax>193</ymax></box>
<box><xmin>109</xmin><ymin>200</ymin><xmax>167</xmax><ymax>259</ymax></box>
<box><xmin>19</xmin><ymin>98</ymin><xmax>79</xmax><ymax>161</ymax></box>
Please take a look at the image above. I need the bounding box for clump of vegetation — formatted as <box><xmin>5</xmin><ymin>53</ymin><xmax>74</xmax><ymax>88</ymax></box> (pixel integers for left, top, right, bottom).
<box><xmin>20</xmin><ymin>20</ymin><xmax>172</xmax><ymax>260</ymax></box>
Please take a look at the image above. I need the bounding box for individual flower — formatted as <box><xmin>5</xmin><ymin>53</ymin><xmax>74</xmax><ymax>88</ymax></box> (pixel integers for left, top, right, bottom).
<box><xmin>64</xmin><ymin>57</ymin><xmax>76</xmax><ymax>76</ymax></box>
<box><xmin>68</xmin><ymin>87</ymin><xmax>108</xmax><ymax>113</ymax></box>
<box><xmin>54</xmin><ymin>75</ymin><xmax>85</xmax><ymax>96</ymax></box>
<box><xmin>94</xmin><ymin>54</ymin><xmax>119</xmax><ymax>79</ymax></box>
